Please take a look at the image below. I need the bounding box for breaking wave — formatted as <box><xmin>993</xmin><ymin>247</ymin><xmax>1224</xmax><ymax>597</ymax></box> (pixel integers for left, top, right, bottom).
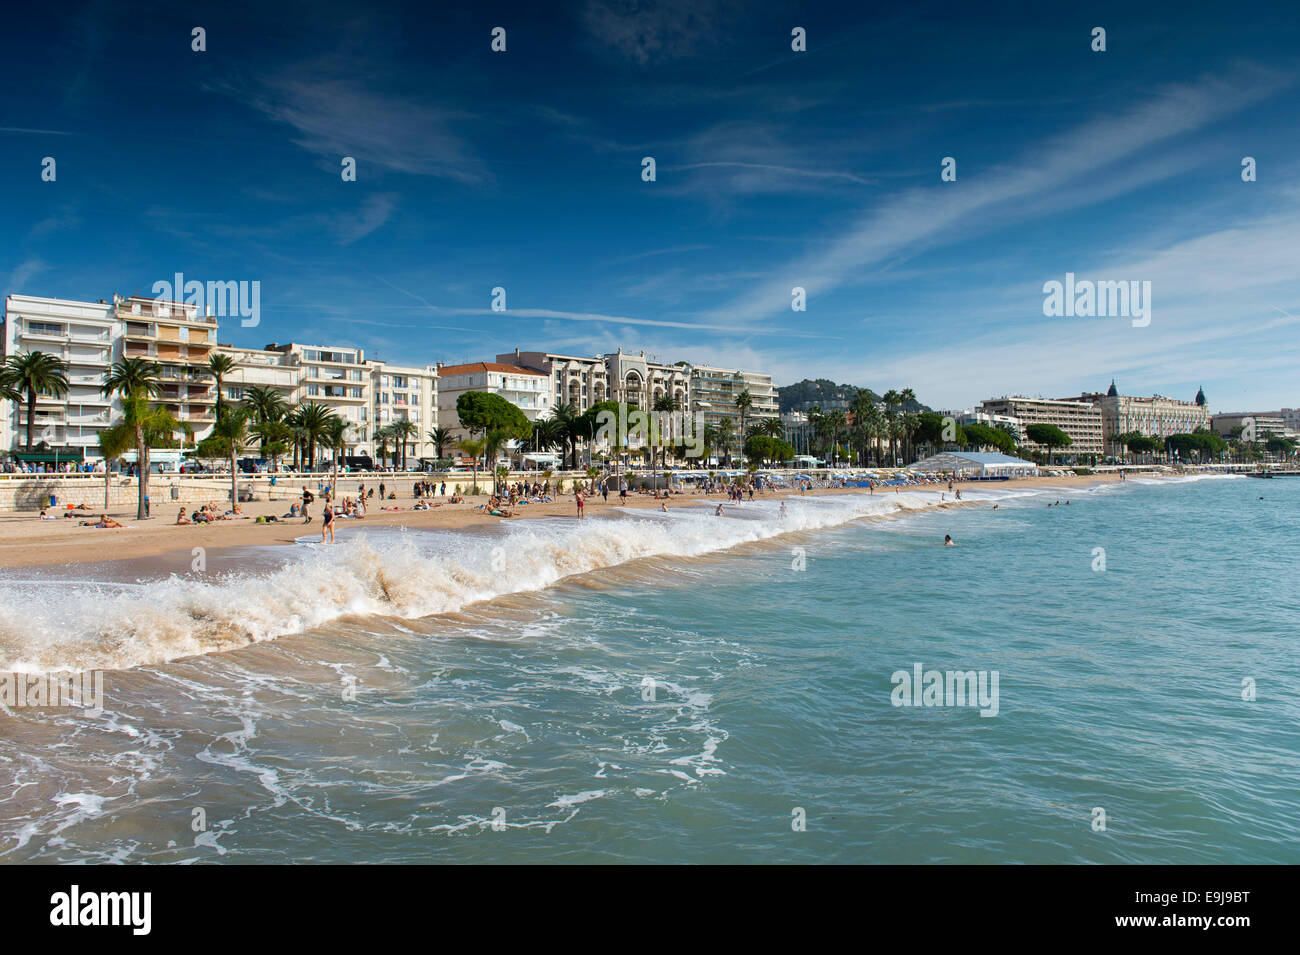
<box><xmin>0</xmin><ymin>491</ymin><xmax>956</xmax><ymax>673</ymax></box>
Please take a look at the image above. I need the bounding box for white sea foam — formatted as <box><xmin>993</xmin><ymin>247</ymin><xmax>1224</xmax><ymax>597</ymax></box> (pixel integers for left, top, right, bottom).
<box><xmin>0</xmin><ymin>481</ymin><xmax>1189</xmax><ymax>673</ymax></box>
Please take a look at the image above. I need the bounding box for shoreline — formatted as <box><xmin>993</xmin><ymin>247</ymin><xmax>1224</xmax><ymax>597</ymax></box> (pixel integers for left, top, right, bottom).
<box><xmin>0</xmin><ymin>473</ymin><xmax>1125</xmax><ymax>571</ymax></box>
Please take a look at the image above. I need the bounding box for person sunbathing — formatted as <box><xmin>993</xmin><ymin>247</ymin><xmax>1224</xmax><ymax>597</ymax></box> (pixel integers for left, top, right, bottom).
<box><xmin>90</xmin><ymin>514</ymin><xmax>125</xmax><ymax>528</ymax></box>
<box><xmin>176</xmin><ymin>507</ymin><xmax>192</xmax><ymax>525</ymax></box>
<box><xmin>38</xmin><ymin>509</ymin><xmax>57</xmax><ymax>520</ymax></box>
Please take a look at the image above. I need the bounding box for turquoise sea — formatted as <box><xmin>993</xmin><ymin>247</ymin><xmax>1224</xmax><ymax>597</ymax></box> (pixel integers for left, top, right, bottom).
<box><xmin>0</xmin><ymin>474</ymin><xmax>1296</xmax><ymax>863</ymax></box>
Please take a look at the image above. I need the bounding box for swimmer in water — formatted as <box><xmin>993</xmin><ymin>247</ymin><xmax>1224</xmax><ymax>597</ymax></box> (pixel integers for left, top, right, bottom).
<box><xmin>944</xmin><ymin>534</ymin><xmax>955</xmax><ymax>546</ymax></box>
<box><xmin>715</xmin><ymin>503</ymin><xmax>725</xmax><ymax>516</ymax></box>
<box><xmin>779</xmin><ymin>501</ymin><xmax>788</xmax><ymax>518</ymax></box>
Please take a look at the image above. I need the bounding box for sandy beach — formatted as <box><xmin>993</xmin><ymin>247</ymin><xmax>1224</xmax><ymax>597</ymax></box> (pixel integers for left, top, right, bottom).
<box><xmin>0</xmin><ymin>473</ymin><xmax>1120</xmax><ymax>570</ymax></box>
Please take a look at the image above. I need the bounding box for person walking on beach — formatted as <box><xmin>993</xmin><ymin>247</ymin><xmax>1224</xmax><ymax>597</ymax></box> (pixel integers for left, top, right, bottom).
<box><xmin>601</xmin><ymin>480</ymin><xmax>609</xmax><ymax>503</ymax></box>
<box><xmin>322</xmin><ymin>501</ymin><xmax>336</xmax><ymax>543</ymax></box>
<box><xmin>619</xmin><ymin>478</ymin><xmax>627</xmax><ymax>503</ymax></box>
<box><xmin>302</xmin><ymin>487</ymin><xmax>313</xmax><ymax>523</ymax></box>
<box><xmin>575</xmin><ymin>490</ymin><xmax>585</xmax><ymax>519</ymax></box>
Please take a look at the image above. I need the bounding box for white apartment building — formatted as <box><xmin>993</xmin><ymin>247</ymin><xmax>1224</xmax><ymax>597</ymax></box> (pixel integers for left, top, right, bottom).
<box><xmin>946</xmin><ymin>408</ymin><xmax>1025</xmax><ymax>443</ymax></box>
<box><xmin>216</xmin><ymin>345</ymin><xmax>301</xmax><ymax>405</ymax></box>
<box><xmin>980</xmin><ymin>396</ymin><xmax>1104</xmax><ymax>458</ymax></box>
<box><xmin>373</xmin><ymin>363</ymin><xmax>439</xmax><ymax>463</ymax></box>
<box><xmin>266</xmin><ymin>343</ymin><xmax>372</xmax><ymax>456</ymax></box>
<box><xmin>436</xmin><ymin>361</ymin><xmax>550</xmax><ymax>448</ymax></box>
<box><xmin>500</xmin><ymin>349</ymin><xmax>610</xmax><ymax>414</ymax></box>
<box><xmin>1</xmin><ymin>294</ymin><xmax>121</xmax><ymax>461</ymax></box>
<box><xmin>606</xmin><ymin>349</ymin><xmax>690</xmax><ymax>409</ymax></box>
<box><xmin>688</xmin><ymin>364</ymin><xmax>779</xmax><ymax>432</ymax></box>
<box><xmin>1210</xmin><ymin>412</ymin><xmax>1290</xmax><ymax>440</ymax></box>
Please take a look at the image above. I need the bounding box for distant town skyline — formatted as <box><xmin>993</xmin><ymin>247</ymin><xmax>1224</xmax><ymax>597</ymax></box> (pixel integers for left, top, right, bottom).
<box><xmin>3</xmin><ymin>0</ymin><xmax>1299</xmax><ymax>412</ymax></box>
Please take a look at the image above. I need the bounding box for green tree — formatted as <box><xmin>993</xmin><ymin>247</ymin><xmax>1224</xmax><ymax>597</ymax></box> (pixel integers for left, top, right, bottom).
<box><xmin>207</xmin><ymin>352</ymin><xmax>236</xmax><ymax>423</ymax></box>
<box><xmin>242</xmin><ymin>385</ymin><xmax>288</xmax><ymax>427</ymax></box>
<box><xmin>484</xmin><ymin>428</ymin><xmax>511</xmax><ymax>490</ymax></box>
<box><xmin>427</xmin><ymin>426</ymin><xmax>455</xmax><ymax>461</ymax></box>
<box><xmin>960</xmin><ymin>422</ymin><xmax>1012</xmax><ymax>454</ymax></box>
<box><xmin>390</xmin><ymin>418</ymin><xmax>418</xmax><ymax>470</ymax></box>
<box><xmin>324</xmin><ymin>415</ymin><xmax>349</xmax><ymax>490</ymax></box>
<box><xmin>734</xmin><ymin>388</ymin><xmax>754</xmax><ymax>441</ymax></box>
<box><xmin>1</xmin><ymin>351</ymin><xmax>70</xmax><ymax>451</ymax></box>
<box><xmin>459</xmin><ymin>437</ymin><xmax>485</xmax><ymax>494</ymax></box>
<box><xmin>102</xmin><ymin>357</ymin><xmax>165</xmax><ymax>519</ymax></box>
<box><xmin>1025</xmin><ymin>423</ymin><xmax>1072</xmax><ymax>464</ymax></box>
<box><xmin>210</xmin><ymin>408</ymin><xmax>254</xmax><ymax>506</ymax></box>
<box><xmin>294</xmin><ymin>402</ymin><xmax>334</xmax><ymax>471</ymax></box>
<box><xmin>96</xmin><ymin>422</ymin><xmax>133</xmax><ymax>510</ymax></box>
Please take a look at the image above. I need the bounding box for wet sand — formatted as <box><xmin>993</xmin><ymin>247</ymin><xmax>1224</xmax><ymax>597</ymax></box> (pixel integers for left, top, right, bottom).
<box><xmin>0</xmin><ymin>473</ymin><xmax>1120</xmax><ymax>570</ymax></box>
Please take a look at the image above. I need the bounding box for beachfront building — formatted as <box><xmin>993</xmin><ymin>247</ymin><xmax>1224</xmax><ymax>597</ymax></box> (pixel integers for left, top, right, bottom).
<box><xmin>265</xmin><ymin>343</ymin><xmax>372</xmax><ymax>459</ymax></box>
<box><xmin>501</xmin><ymin>349</ymin><xmax>610</xmax><ymax>415</ymax></box>
<box><xmin>1277</xmin><ymin>408</ymin><xmax>1300</xmax><ymax>433</ymax></box>
<box><xmin>979</xmin><ymin>396</ymin><xmax>1104</xmax><ymax>459</ymax></box>
<box><xmin>911</xmin><ymin>451</ymin><xmax>1039</xmax><ymax>478</ymax></box>
<box><xmin>215</xmin><ymin>345</ymin><xmax>301</xmax><ymax>406</ymax></box>
<box><xmin>605</xmin><ymin>349</ymin><xmax>691</xmax><ymax>408</ymax></box>
<box><xmin>1210</xmin><ymin>412</ymin><xmax>1290</xmax><ymax>440</ymax></box>
<box><xmin>781</xmin><ymin>411</ymin><xmax>815</xmax><ymax>457</ymax></box>
<box><xmin>1</xmin><ymin>294</ymin><xmax>121</xmax><ymax>464</ymax></box>
<box><xmin>688</xmin><ymin>364</ymin><xmax>779</xmax><ymax>432</ymax></box>
<box><xmin>1076</xmin><ymin>381</ymin><xmax>1211</xmax><ymax>457</ymax></box>
<box><xmin>435</xmin><ymin>361</ymin><xmax>550</xmax><ymax>449</ymax></box>
<box><xmin>944</xmin><ymin>407</ymin><xmax>1025</xmax><ymax>444</ymax></box>
<box><xmin>372</xmin><ymin>363</ymin><xmax>439</xmax><ymax>463</ymax></box>
<box><xmin>117</xmin><ymin>294</ymin><xmax>218</xmax><ymax>444</ymax></box>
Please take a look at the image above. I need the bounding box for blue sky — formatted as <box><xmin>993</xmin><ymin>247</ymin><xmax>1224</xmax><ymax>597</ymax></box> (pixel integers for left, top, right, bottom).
<box><xmin>3</xmin><ymin>0</ymin><xmax>1299</xmax><ymax>413</ymax></box>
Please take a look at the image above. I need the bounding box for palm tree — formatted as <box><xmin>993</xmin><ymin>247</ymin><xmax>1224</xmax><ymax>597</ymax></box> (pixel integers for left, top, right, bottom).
<box><xmin>427</xmin><ymin>426</ymin><xmax>454</xmax><ymax>461</ymax></box>
<box><xmin>715</xmin><ymin>418</ymin><xmax>736</xmax><ymax>467</ymax></box>
<box><xmin>373</xmin><ymin>423</ymin><xmax>394</xmax><ymax>469</ymax></box>
<box><xmin>825</xmin><ymin>409</ymin><xmax>848</xmax><ymax>467</ymax></box>
<box><xmin>484</xmin><ymin>428</ymin><xmax>510</xmax><ymax>491</ymax></box>
<box><xmin>551</xmin><ymin>403</ymin><xmax>581</xmax><ymax>470</ymax></box>
<box><xmin>881</xmin><ymin>389</ymin><xmax>902</xmax><ymax>465</ymax></box>
<box><xmin>702</xmin><ymin>423</ymin><xmax>724</xmax><ymax>465</ymax></box>
<box><xmin>211</xmin><ymin>408</ymin><xmax>253</xmax><ymax>507</ymax></box>
<box><xmin>295</xmin><ymin>402</ymin><xmax>333</xmax><ymax>471</ymax></box>
<box><xmin>242</xmin><ymin>385</ymin><xmax>288</xmax><ymax>427</ymax></box>
<box><xmin>460</xmin><ymin>437</ymin><xmax>485</xmax><ymax>494</ymax></box>
<box><xmin>898</xmin><ymin>388</ymin><xmax>918</xmax><ymax>462</ymax></box>
<box><xmin>96</xmin><ymin>422</ymin><xmax>133</xmax><ymax>510</ymax></box>
<box><xmin>651</xmin><ymin>393</ymin><xmax>682</xmax><ymax>491</ymax></box>
<box><xmin>324</xmin><ymin>415</ymin><xmax>349</xmax><ymax>491</ymax></box>
<box><xmin>207</xmin><ymin>353</ymin><xmax>236</xmax><ymax>423</ymax></box>
<box><xmin>391</xmin><ymin>418</ymin><xmax>418</xmax><ymax>471</ymax></box>
<box><xmin>734</xmin><ymin>389</ymin><xmax>754</xmax><ymax>444</ymax></box>
<box><xmin>1</xmin><ymin>352</ymin><xmax>70</xmax><ymax>451</ymax></box>
<box><xmin>102</xmin><ymin>357</ymin><xmax>164</xmax><ymax>519</ymax></box>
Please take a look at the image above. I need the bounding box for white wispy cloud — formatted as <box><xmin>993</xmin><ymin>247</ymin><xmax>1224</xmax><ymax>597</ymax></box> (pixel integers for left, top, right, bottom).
<box><xmin>7</xmin><ymin>258</ymin><xmax>48</xmax><ymax>291</ymax></box>
<box><xmin>335</xmin><ymin>194</ymin><xmax>397</xmax><ymax>245</ymax></box>
<box><xmin>239</xmin><ymin>74</ymin><xmax>488</xmax><ymax>183</ymax></box>
<box><xmin>702</xmin><ymin>66</ymin><xmax>1292</xmax><ymax>323</ymax></box>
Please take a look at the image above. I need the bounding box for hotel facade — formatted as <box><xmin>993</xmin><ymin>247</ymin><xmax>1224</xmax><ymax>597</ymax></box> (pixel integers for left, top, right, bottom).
<box><xmin>1076</xmin><ymin>383</ymin><xmax>1211</xmax><ymax>457</ymax></box>
<box><xmin>979</xmin><ymin>396</ymin><xmax>1105</xmax><ymax>458</ymax></box>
